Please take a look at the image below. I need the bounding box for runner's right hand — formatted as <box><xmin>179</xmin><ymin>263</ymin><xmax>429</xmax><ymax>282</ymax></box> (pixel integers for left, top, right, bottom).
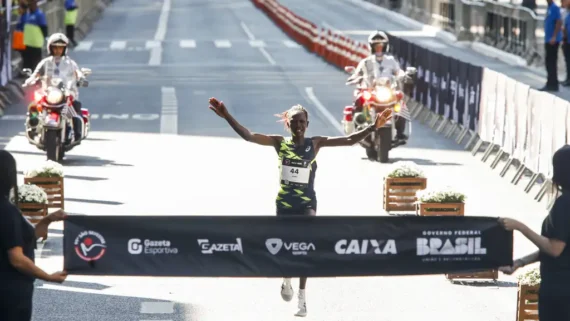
<box><xmin>209</xmin><ymin>97</ymin><xmax>228</xmax><ymax>119</ymax></box>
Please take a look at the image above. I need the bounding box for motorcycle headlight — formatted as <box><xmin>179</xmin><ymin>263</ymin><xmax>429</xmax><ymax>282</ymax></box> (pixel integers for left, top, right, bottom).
<box><xmin>46</xmin><ymin>88</ymin><xmax>64</xmax><ymax>105</ymax></box>
<box><xmin>375</xmin><ymin>87</ymin><xmax>393</xmax><ymax>102</ymax></box>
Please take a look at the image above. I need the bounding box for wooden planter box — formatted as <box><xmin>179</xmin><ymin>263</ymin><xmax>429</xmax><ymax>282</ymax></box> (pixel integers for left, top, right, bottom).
<box><xmin>416</xmin><ymin>202</ymin><xmax>465</xmax><ymax>216</ymax></box>
<box><xmin>23</xmin><ymin>176</ymin><xmax>64</xmax><ymax>210</ymax></box>
<box><xmin>19</xmin><ymin>202</ymin><xmax>48</xmax><ymax>224</ymax></box>
<box><xmin>516</xmin><ymin>283</ymin><xmax>539</xmax><ymax>321</ymax></box>
<box><xmin>383</xmin><ymin>177</ymin><xmax>427</xmax><ymax>212</ymax></box>
<box><xmin>445</xmin><ymin>269</ymin><xmax>499</xmax><ymax>281</ymax></box>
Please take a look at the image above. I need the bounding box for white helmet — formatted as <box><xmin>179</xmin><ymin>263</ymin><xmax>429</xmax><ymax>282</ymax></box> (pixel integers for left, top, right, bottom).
<box><xmin>47</xmin><ymin>33</ymin><xmax>69</xmax><ymax>56</ymax></box>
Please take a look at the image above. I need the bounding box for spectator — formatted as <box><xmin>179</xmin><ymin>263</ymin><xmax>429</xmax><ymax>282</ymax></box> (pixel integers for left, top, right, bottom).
<box><xmin>22</xmin><ymin>0</ymin><xmax>46</xmax><ymax>71</ymax></box>
<box><xmin>563</xmin><ymin>0</ymin><xmax>570</xmax><ymax>85</ymax></box>
<box><xmin>522</xmin><ymin>0</ymin><xmax>538</xmax><ymax>12</ymax></box>
<box><xmin>12</xmin><ymin>3</ymin><xmax>28</xmax><ymax>78</ymax></box>
<box><xmin>64</xmin><ymin>0</ymin><xmax>78</xmax><ymax>47</ymax></box>
<box><xmin>541</xmin><ymin>0</ymin><xmax>563</xmax><ymax>91</ymax></box>
<box><xmin>0</xmin><ymin>150</ymin><xmax>68</xmax><ymax>321</ymax></box>
<box><xmin>499</xmin><ymin>144</ymin><xmax>570</xmax><ymax>321</ymax></box>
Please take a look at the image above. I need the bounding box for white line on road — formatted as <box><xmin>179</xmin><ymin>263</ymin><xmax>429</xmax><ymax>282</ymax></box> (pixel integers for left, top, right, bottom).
<box><xmin>322</xmin><ymin>21</ymin><xmax>341</xmax><ymax>33</ymax></box>
<box><xmin>145</xmin><ymin>40</ymin><xmax>161</xmax><ymax>49</ymax></box>
<box><xmin>283</xmin><ymin>40</ymin><xmax>301</xmax><ymax>48</ymax></box>
<box><xmin>214</xmin><ymin>40</ymin><xmax>232</xmax><ymax>48</ymax></box>
<box><xmin>160</xmin><ymin>87</ymin><xmax>178</xmax><ymax>134</ymax></box>
<box><xmin>149</xmin><ymin>47</ymin><xmax>162</xmax><ymax>66</ymax></box>
<box><xmin>154</xmin><ymin>0</ymin><xmax>171</xmax><ymax>41</ymax></box>
<box><xmin>249</xmin><ymin>40</ymin><xmax>266</xmax><ymax>47</ymax></box>
<box><xmin>140</xmin><ymin>302</ymin><xmax>175</xmax><ymax>314</ymax></box>
<box><xmin>304</xmin><ymin>87</ymin><xmax>344</xmax><ymax>134</ymax></box>
<box><xmin>74</xmin><ymin>41</ymin><xmax>93</xmax><ymax>51</ymax></box>
<box><xmin>110</xmin><ymin>41</ymin><xmax>127</xmax><ymax>50</ymax></box>
<box><xmin>240</xmin><ymin>21</ymin><xmax>256</xmax><ymax>41</ymax></box>
<box><xmin>179</xmin><ymin>39</ymin><xmax>196</xmax><ymax>48</ymax></box>
<box><xmin>259</xmin><ymin>47</ymin><xmax>276</xmax><ymax>65</ymax></box>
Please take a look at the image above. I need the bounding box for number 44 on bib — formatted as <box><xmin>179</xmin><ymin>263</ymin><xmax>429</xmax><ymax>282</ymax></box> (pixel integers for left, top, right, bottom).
<box><xmin>281</xmin><ymin>159</ymin><xmax>311</xmax><ymax>187</ymax></box>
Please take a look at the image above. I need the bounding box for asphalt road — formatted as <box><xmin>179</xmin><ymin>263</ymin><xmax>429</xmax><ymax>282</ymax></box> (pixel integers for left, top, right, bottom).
<box><xmin>0</xmin><ymin>0</ymin><xmax>554</xmax><ymax>320</ymax></box>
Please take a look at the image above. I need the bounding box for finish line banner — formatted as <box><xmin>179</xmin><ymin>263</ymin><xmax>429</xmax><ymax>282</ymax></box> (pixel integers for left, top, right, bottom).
<box><xmin>63</xmin><ymin>215</ymin><xmax>513</xmax><ymax>277</ymax></box>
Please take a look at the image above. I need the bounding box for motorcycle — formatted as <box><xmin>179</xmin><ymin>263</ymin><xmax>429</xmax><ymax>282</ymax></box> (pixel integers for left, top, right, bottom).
<box><xmin>21</xmin><ymin>67</ymin><xmax>92</xmax><ymax>162</ymax></box>
<box><xmin>342</xmin><ymin>66</ymin><xmax>416</xmax><ymax>163</ymax></box>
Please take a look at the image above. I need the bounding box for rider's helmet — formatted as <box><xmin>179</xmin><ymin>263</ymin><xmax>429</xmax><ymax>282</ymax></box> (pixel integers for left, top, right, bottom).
<box><xmin>47</xmin><ymin>33</ymin><xmax>70</xmax><ymax>56</ymax></box>
<box><xmin>368</xmin><ymin>31</ymin><xmax>389</xmax><ymax>55</ymax></box>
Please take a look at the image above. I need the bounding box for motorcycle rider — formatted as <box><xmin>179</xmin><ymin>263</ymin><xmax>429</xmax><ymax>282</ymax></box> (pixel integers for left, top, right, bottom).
<box><xmin>347</xmin><ymin>30</ymin><xmax>414</xmax><ymax>142</ymax></box>
<box><xmin>24</xmin><ymin>32</ymin><xmax>88</xmax><ymax>143</ymax></box>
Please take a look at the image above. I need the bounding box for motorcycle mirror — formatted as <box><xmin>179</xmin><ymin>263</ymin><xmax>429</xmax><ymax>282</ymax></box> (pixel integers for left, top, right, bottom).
<box><xmin>344</xmin><ymin>66</ymin><xmax>356</xmax><ymax>74</ymax></box>
<box><xmin>22</xmin><ymin>68</ymin><xmax>33</xmax><ymax>76</ymax></box>
<box><xmin>80</xmin><ymin>67</ymin><xmax>92</xmax><ymax>76</ymax></box>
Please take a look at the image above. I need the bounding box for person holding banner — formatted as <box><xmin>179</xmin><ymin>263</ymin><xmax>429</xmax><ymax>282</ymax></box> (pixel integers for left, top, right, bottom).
<box><xmin>499</xmin><ymin>144</ymin><xmax>570</xmax><ymax>320</ymax></box>
<box><xmin>0</xmin><ymin>150</ymin><xmax>68</xmax><ymax>321</ymax></box>
<box><xmin>208</xmin><ymin>98</ymin><xmax>392</xmax><ymax>317</ymax></box>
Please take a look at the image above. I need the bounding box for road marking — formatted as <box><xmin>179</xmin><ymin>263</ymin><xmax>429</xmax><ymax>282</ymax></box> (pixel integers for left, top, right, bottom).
<box><xmin>249</xmin><ymin>40</ymin><xmax>266</xmax><ymax>47</ymax></box>
<box><xmin>283</xmin><ymin>40</ymin><xmax>301</xmax><ymax>48</ymax></box>
<box><xmin>149</xmin><ymin>47</ymin><xmax>162</xmax><ymax>66</ymax></box>
<box><xmin>240</xmin><ymin>21</ymin><xmax>256</xmax><ymax>41</ymax></box>
<box><xmin>179</xmin><ymin>39</ymin><xmax>196</xmax><ymax>48</ymax></box>
<box><xmin>146</xmin><ymin>40</ymin><xmax>161</xmax><ymax>49</ymax></box>
<box><xmin>74</xmin><ymin>41</ymin><xmax>93</xmax><ymax>51</ymax></box>
<box><xmin>154</xmin><ymin>0</ymin><xmax>171</xmax><ymax>41</ymax></box>
<box><xmin>110</xmin><ymin>41</ymin><xmax>127</xmax><ymax>50</ymax></box>
<box><xmin>304</xmin><ymin>87</ymin><xmax>344</xmax><ymax>134</ymax></box>
<box><xmin>140</xmin><ymin>301</ymin><xmax>175</xmax><ymax>314</ymax></box>
<box><xmin>0</xmin><ymin>114</ymin><xmax>161</xmax><ymax>120</ymax></box>
<box><xmin>214</xmin><ymin>40</ymin><xmax>232</xmax><ymax>48</ymax></box>
<box><xmin>160</xmin><ymin>87</ymin><xmax>178</xmax><ymax>134</ymax></box>
<box><xmin>259</xmin><ymin>47</ymin><xmax>276</xmax><ymax>65</ymax></box>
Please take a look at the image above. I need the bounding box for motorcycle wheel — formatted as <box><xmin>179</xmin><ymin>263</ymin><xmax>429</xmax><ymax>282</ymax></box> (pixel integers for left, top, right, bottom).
<box><xmin>45</xmin><ymin>130</ymin><xmax>61</xmax><ymax>162</ymax></box>
<box><xmin>376</xmin><ymin>127</ymin><xmax>392</xmax><ymax>163</ymax></box>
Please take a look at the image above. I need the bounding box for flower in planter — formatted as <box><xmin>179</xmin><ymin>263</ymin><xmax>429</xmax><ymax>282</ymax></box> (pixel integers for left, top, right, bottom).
<box><xmin>416</xmin><ymin>187</ymin><xmax>466</xmax><ymax>203</ymax></box>
<box><xmin>386</xmin><ymin>161</ymin><xmax>425</xmax><ymax>178</ymax></box>
<box><xmin>16</xmin><ymin>184</ymin><xmax>48</xmax><ymax>205</ymax></box>
<box><xmin>517</xmin><ymin>267</ymin><xmax>541</xmax><ymax>287</ymax></box>
<box><xmin>24</xmin><ymin>160</ymin><xmax>64</xmax><ymax>178</ymax></box>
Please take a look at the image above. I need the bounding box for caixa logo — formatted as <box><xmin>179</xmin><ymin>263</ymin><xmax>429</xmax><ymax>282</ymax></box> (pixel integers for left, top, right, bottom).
<box><xmin>74</xmin><ymin>230</ymin><xmax>107</xmax><ymax>262</ymax></box>
<box><xmin>265</xmin><ymin>238</ymin><xmax>315</xmax><ymax>255</ymax></box>
<box><xmin>416</xmin><ymin>237</ymin><xmax>487</xmax><ymax>255</ymax></box>
<box><xmin>335</xmin><ymin>239</ymin><xmax>397</xmax><ymax>255</ymax></box>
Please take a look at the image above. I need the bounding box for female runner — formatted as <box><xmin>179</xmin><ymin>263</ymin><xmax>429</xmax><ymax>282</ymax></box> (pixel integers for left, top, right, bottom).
<box><xmin>209</xmin><ymin>97</ymin><xmax>392</xmax><ymax>317</ymax></box>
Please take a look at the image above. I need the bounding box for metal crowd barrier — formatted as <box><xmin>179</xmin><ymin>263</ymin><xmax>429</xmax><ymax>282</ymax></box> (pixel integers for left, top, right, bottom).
<box><xmin>365</xmin><ymin>0</ymin><xmax>548</xmax><ymax>67</ymax></box>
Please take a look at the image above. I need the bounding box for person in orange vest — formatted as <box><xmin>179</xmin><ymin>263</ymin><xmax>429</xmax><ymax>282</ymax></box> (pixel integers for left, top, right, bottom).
<box><xmin>22</xmin><ymin>0</ymin><xmax>47</xmax><ymax>71</ymax></box>
<box><xmin>12</xmin><ymin>3</ymin><xmax>28</xmax><ymax>77</ymax></box>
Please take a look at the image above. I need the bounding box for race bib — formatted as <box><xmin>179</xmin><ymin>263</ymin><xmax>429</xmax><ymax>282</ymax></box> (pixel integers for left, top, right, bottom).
<box><xmin>281</xmin><ymin>158</ymin><xmax>311</xmax><ymax>187</ymax></box>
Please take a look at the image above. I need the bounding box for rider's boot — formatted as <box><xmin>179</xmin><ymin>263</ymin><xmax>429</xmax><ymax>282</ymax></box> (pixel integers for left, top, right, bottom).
<box><xmin>395</xmin><ymin>116</ymin><xmax>408</xmax><ymax>141</ymax></box>
<box><xmin>72</xmin><ymin>100</ymin><xmax>85</xmax><ymax>141</ymax></box>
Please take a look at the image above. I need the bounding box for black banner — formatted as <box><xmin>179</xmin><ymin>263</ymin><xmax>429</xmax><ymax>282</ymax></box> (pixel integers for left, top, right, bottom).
<box><xmin>63</xmin><ymin>215</ymin><xmax>513</xmax><ymax>277</ymax></box>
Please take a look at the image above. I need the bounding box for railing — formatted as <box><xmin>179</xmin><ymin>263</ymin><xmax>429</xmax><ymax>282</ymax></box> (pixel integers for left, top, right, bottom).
<box><xmin>365</xmin><ymin>0</ymin><xmax>549</xmax><ymax>68</ymax></box>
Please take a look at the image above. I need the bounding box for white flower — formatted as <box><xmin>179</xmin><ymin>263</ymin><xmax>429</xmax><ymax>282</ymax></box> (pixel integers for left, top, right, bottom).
<box><xmin>416</xmin><ymin>186</ymin><xmax>466</xmax><ymax>203</ymax></box>
<box><xmin>25</xmin><ymin>160</ymin><xmax>64</xmax><ymax>178</ymax></box>
<box><xmin>517</xmin><ymin>267</ymin><xmax>540</xmax><ymax>286</ymax></box>
<box><xmin>17</xmin><ymin>184</ymin><xmax>48</xmax><ymax>204</ymax></box>
<box><xmin>386</xmin><ymin>161</ymin><xmax>424</xmax><ymax>178</ymax></box>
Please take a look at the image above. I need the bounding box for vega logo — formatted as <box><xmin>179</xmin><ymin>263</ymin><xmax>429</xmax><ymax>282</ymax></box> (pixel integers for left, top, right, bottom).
<box><xmin>265</xmin><ymin>238</ymin><xmax>315</xmax><ymax>255</ymax></box>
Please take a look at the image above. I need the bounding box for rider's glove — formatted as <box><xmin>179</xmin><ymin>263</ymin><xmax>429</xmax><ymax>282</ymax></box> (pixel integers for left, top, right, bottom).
<box><xmin>402</xmin><ymin>75</ymin><xmax>414</xmax><ymax>85</ymax></box>
<box><xmin>78</xmin><ymin>77</ymin><xmax>89</xmax><ymax>87</ymax></box>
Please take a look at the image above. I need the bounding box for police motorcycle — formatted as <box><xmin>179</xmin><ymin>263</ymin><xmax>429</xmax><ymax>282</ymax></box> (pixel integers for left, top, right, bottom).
<box><xmin>21</xmin><ymin>67</ymin><xmax>92</xmax><ymax>162</ymax></box>
<box><xmin>342</xmin><ymin>66</ymin><xmax>416</xmax><ymax>163</ymax></box>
